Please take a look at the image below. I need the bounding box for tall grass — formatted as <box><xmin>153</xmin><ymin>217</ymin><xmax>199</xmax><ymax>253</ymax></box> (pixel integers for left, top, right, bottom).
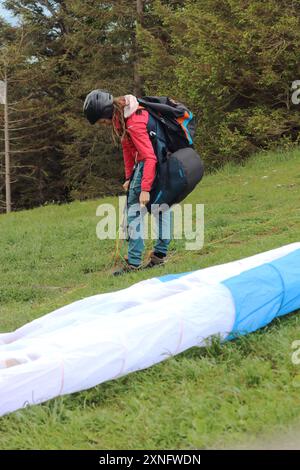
<box><xmin>0</xmin><ymin>148</ymin><xmax>300</xmax><ymax>449</ymax></box>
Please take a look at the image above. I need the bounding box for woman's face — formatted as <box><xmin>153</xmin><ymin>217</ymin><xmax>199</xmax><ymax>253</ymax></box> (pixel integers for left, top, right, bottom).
<box><xmin>97</xmin><ymin>118</ymin><xmax>112</xmax><ymax>126</ymax></box>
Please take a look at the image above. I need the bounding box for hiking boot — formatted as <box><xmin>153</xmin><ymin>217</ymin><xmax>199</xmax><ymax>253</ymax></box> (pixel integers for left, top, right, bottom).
<box><xmin>112</xmin><ymin>259</ymin><xmax>141</xmax><ymax>276</ymax></box>
<box><xmin>145</xmin><ymin>251</ymin><xmax>167</xmax><ymax>269</ymax></box>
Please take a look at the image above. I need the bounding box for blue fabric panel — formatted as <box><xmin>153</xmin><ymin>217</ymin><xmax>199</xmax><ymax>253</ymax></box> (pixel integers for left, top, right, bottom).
<box><xmin>223</xmin><ymin>249</ymin><xmax>300</xmax><ymax>337</ymax></box>
<box><xmin>158</xmin><ymin>272</ymin><xmax>191</xmax><ymax>283</ymax></box>
<box><xmin>270</xmin><ymin>249</ymin><xmax>300</xmax><ymax>316</ymax></box>
<box><xmin>223</xmin><ymin>264</ymin><xmax>283</xmax><ymax>336</ymax></box>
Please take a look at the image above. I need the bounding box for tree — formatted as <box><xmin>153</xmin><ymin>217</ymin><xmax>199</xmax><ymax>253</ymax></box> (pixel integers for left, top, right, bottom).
<box><xmin>1</xmin><ymin>1</ymin><xmax>188</xmax><ymax>208</ymax></box>
<box><xmin>51</xmin><ymin>0</ymin><xmax>139</xmax><ymax>200</ymax></box>
<box><xmin>134</xmin><ymin>0</ymin><xmax>144</xmax><ymax>96</ymax></box>
<box><xmin>2</xmin><ymin>0</ymin><xmax>299</xmax><ymax>211</ymax></box>
<box><xmin>0</xmin><ymin>1</ymin><xmax>70</xmax><ymax>211</ymax></box>
<box><xmin>139</xmin><ymin>0</ymin><xmax>300</xmax><ymax>168</ymax></box>
<box><xmin>0</xmin><ymin>23</ymin><xmax>22</xmax><ymax>213</ymax></box>
<box><xmin>0</xmin><ymin>55</ymin><xmax>11</xmax><ymax>213</ymax></box>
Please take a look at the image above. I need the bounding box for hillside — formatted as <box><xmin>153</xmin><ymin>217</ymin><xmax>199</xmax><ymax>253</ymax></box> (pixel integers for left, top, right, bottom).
<box><xmin>0</xmin><ymin>148</ymin><xmax>300</xmax><ymax>449</ymax></box>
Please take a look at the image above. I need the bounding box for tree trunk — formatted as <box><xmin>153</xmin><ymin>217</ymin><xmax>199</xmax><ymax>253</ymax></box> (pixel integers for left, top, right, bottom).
<box><xmin>4</xmin><ymin>68</ymin><xmax>11</xmax><ymax>213</ymax></box>
<box><xmin>134</xmin><ymin>0</ymin><xmax>144</xmax><ymax>97</ymax></box>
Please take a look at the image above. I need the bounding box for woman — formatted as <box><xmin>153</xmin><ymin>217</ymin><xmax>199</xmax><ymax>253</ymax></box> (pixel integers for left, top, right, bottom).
<box><xmin>83</xmin><ymin>89</ymin><xmax>172</xmax><ymax>275</ymax></box>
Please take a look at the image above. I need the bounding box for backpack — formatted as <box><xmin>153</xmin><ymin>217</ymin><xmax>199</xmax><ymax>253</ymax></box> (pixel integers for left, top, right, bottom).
<box><xmin>138</xmin><ymin>96</ymin><xmax>195</xmax><ymax>153</ymax></box>
<box><xmin>142</xmin><ymin>110</ymin><xmax>204</xmax><ymax>213</ymax></box>
<box><xmin>134</xmin><ymin>96</ymin><xmax>204</xmax><ymax>213</ymax></box>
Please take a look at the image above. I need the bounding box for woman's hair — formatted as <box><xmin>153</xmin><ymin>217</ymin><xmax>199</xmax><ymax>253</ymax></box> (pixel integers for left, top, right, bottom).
<box><xmin>112</xmin><ymin>96</ymin><xmax>127</xmax><ymax>144</ymax></box>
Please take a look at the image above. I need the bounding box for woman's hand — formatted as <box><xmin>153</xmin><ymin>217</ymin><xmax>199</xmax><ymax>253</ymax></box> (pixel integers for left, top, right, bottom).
<box><xmin>139</xmin><ymin>191</ymin><xmax>150</xmax><ymax>207</ymax></box>
<box><xmin>123</xmin><ymin>180</ymin><xmax>130</xmax><ymax>192</ymax></box>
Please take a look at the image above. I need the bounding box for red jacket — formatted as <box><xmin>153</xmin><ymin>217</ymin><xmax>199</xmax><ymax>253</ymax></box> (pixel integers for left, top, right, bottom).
<box><xmin>121</xmin><ymin>109</ymin><xmax>157</xmax><ymax>192</ymax></box>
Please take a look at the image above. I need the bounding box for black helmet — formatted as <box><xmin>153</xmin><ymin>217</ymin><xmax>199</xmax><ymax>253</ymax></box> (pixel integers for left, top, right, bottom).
<box><xmin>83</xmin><ymin>89</ymin><xmax>114</xmax><ymax>125</ymax></box>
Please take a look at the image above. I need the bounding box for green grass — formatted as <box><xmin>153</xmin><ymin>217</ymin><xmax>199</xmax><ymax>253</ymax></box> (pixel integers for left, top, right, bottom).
<box><xmin>0</xmin><ymin>147</ymin><xmax>300</xmax><ymax>449</ymax></box>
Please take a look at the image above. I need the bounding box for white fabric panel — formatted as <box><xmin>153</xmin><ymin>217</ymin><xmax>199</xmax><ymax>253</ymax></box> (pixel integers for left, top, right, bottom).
<box><xmin>0</xmin><ymin>283</ymin><xmax>234</xmax><ymax>415</ymax></box>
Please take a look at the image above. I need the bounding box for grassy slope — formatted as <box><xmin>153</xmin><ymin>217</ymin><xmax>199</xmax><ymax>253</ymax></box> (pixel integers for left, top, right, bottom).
<box><xmin>0</xmin><ymin>148</ymin><xmax>300</xmax><ymax>449</ymax></box>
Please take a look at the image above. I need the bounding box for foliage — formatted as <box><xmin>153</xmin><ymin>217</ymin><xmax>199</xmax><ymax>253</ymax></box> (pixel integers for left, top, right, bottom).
<box><xmin>139</xmin><ymin>0</ymin><xmax>300</xmax><ymax>168</ymax></box>
<box><xmin>0</xmin><ymin>0</ymin><xmax>299</xmax><ymax>209</ymax></box>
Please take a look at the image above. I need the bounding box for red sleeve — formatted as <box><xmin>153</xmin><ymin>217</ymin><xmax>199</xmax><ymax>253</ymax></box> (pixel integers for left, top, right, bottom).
<box><xmin>121</xmin><ymin>136</ymin><xmax>136</xmax><ymax>180</ymax></box>
<box><xmin>126</xmin><ymin>110</ymin><xmax>157</xmax><ymax>192</ymax></box>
